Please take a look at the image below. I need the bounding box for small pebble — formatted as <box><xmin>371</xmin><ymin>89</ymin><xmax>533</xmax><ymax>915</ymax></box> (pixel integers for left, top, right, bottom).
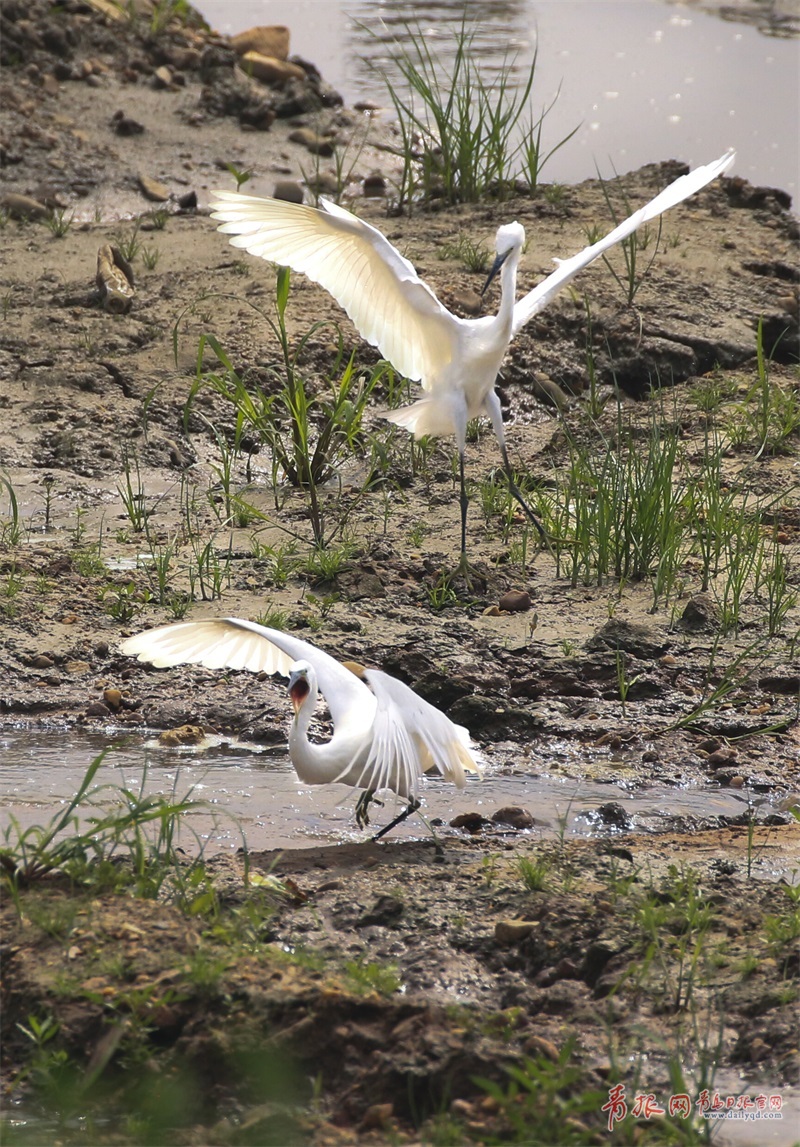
<box><xmin>498</xmin><ymin>589</ymin><xmax>531</xmax><ymax>613</ymax></box>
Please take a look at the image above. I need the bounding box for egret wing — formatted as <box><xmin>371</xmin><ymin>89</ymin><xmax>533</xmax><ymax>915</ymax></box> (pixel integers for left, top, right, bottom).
<box><xmin>339</xmin><ymin>667</ymin><xmax>483</xmax><ymax>798</ymax></box>
<box><xmin>210</xmin><ymin>192</ymin><xmax>460</xmax><ymax>388</ymax></box>
<box><xmin>511</xmin><ymin>149</ymin><xmax>735</xmax><ymax>335</ymax></box>
<box><xmin>120</xmin><ymin>618</ymin><xmax>370</xmax><ymax>731</ymax></box>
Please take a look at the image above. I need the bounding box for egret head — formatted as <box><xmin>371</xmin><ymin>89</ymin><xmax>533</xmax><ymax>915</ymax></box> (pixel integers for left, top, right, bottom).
<box><xmin>288</xmin><ymin>661</ymin><xmax>312</xmax><ymax>716</ymax></box>
<box><xmin>483</xmin><ymin>222</ymin><xmax>525</xmax><ymax>296</ymax></box>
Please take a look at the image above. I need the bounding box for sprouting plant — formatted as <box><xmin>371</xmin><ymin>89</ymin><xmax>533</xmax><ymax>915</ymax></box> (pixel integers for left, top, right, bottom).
<box><xmin>46</xmin><ymin>207</ymin><xmax>73</xmax><ymax>238</ymax></box>
<box><xmin>147</xmin><ymin>208</ymin><xmax>169</xmax><ymax>230</ymax></box>
<box><xmin>597</xmin><ymin>165</ymin><xmax>664</xmax><ymax>305</ymax></box>
<box><xmin>300</xmin><ymin>118</ymin><xmax>372</xmax><ymax>207</ymax></box>
<box><xmin>118</xmin><ymin>452</ymin><xmax>150</xmax><ymax>532</ymax></box>
<box><xmin>114</xmin><ymin>222</ymin><xmax>142</xmax><ymax>263</ymax></box>
<box><xmin>474</xmin><ymin>1039</ymin><xmax>601</xmax><ymax>1144</ymax></box>
<box><xmin>224</xmin><ymin>162</ymin><xmax>252</xmax><ymax>191</ymax></box>
<box><xmin>253</xmin><ymin>607</ymin><xmax>288</xmax><ymax>630</ymax></box>
<box><xmin>407</xmin><ymin>521</ymin><xmax>429</xmax><ymax>548</ymax></box>
<box><xmin>615</xmin><ymin>649</ymin><xmax>641</xmax><ymax>718</ymax></box>
<box><xmin>41</xmin><ymin>472</ymin><xmax>56</xmax><ymax>532</ymax></box>
<box><xmin>517</xmin><ymin>855</ymin><xmax>550</xmax><ymax>891</ymax></box>
<box><xmin>343</xmin><ymin>958</ymin><xmax>401</xmax><ymax>997</ymax></box>
<box><xmin>73</xmin><ymin>546</ymin><xmax>107</xmax><ymax>577</ymax></box>
<box><xmin>141</xmin><ymin>245</ymin><xmax>160</xmax><ymax>270</ymax></box>
<box><xmin>303</xmin><ymin>541</ymin><xmax>354</xmax><ymax>582</ymax></box>
<box><xmin>101</xmin><ymin>582</ymin><xmax>145</xmax><ymax>624</ymax></box>
<box><xmin>0</xmin><ymin>750</ymin><xmax>212</xmax><ymax>897</ymax></box>
<box><xmin>148</xmin><ymin>0</ymin><xmax>191</xmax><ymax>35</ymax></box>
<box><xmin>426</xmin><ymin>571</ymin><xmax>460</xmax><ymax>611</ymax></box>
<box><xmin>251</xmin><ymin>538</ymin><xmax>301</xmax><ymax>586</ymax></box>
<box><xmin>542</xmin><ymin>181</ymin><xmax>567</xmax><ymax>205</ymax></box>
<box><xmin>690</xmin><ymin>366</ymin><xmax>738</xmax><ymax>412</ymax></box>
<box><xmin>731</xmin><ymin>319</ymin><xmax>800</xmax><ymax>455</ymax></box>
<box><xmin>437</xmin><ymin>234</ymin><xmax>490</xmax><ymax>273</ymax></box>
<box><xmin>668</xmin><ymin>636</ymin><xmax>770</xmax><ymax>732</ymax></box>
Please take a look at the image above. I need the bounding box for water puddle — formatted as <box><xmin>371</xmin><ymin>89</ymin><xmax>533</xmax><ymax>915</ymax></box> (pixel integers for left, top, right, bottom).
<box><xmin>705</xmin><ymin>1070</ymin><xmax>800</xmax><ymax>1147</ymax></box>
<box><xmin>0</xmin><ymin>729</ymin><xmax>784</xmax><ymax>856</ymax></box>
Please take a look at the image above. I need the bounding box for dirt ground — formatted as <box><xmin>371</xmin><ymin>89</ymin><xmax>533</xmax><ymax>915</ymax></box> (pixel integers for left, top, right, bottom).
<box><xmin>1</xmin><ymin>2</ymin><xmax>800</xmax><ymax>1145</ymax></box>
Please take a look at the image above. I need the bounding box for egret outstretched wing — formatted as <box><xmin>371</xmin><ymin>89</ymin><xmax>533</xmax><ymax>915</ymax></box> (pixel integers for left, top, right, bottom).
<box><xmin>120</xmin><ymin>618</ymin><xmax>371</xmax><ymax>733</ymax></box>
<box><xmin>340</xmin><ymin>666</ymin><xmax>483</xmax><ymax>798</ymax></box>
<box><xmin>210</xmin><ymin>192</ymin><xmax>460</xmax><ymax>388</ymax></box>
<box><xmin>511</xmin><ymin>149</ymin><xmax>736</xmax><ymax>335</ymax></box>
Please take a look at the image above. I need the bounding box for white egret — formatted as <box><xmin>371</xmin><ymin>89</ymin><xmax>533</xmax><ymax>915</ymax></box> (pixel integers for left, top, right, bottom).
<box><xmin>120</xmin><ymin>618</ymin><xmax>482</xmax><ymax>840</ymax></box>
<box><xmin>210</xmin><ymin>149</ymin><xmax>735</xmax><ymax>559</ymax></box>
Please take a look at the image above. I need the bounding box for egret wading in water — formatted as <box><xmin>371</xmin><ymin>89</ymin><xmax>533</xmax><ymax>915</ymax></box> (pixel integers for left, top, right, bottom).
<box><xmin>210</xmin><ymin>150</ymin><xmax>735</xmax><ymax>565</ymax></box>
<box><xmin>121</xmin><ymin>618</ymin><xmax>482</xmax><ymax>840</ymax></box>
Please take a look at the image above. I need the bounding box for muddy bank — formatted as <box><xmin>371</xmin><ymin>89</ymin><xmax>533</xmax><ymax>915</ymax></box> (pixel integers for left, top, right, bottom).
<box><xmin>3</xmin><ymin>825</ymin><xmax>800</xmax><ymax>1144</ymax></box>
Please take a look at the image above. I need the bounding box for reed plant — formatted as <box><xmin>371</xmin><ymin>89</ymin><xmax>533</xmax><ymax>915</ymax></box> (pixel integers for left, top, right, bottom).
<box><xmin>545</xmin><ymin>406</ymin><xmax>687</xmax><ymax>603</ymax></box>
<box><xmin>368</xmin><ymin>21</ymin><xmax>578</xmax><ymax>208</ymax></box>
<box><xmin>596</xmin><ymin>166</ymin><xmax>663</xmax><ymax>305</ymax></box>
<box><xmin>0</xmin><ymin>750</ymin><xmax>211</xmax><ymax>902</ymax></box>
<box><xmin>0</xmin><ymin>471</ymin><xmax>21</xmax><ymax>546</ymax></box>
<box><xmin>184</xmin><ymin>270</ymin><xmax>390</xmax><ymax>548</ymax></box>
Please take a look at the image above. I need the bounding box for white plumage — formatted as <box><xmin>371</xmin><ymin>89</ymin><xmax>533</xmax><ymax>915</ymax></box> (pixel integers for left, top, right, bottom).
<box><xmin>210</xmin><ymin>150</ymin><xmax>735</xmax><ymax>554</ymax></box>
<box><xmin>121</xmin><ymin>618</ymin><xmax>482</xmax><ymax>837</ymax></box>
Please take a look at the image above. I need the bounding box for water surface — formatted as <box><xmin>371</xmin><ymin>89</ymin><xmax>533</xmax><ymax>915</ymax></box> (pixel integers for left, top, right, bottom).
<box><xmin>0</xmin><ymin>728</ymin><xmax>785</xmax><ymax>857</ymax></box>
<box><xmin>195</xmin><ymin>0</ymin><xmax>798</xmax><ymax>195</ymax></box>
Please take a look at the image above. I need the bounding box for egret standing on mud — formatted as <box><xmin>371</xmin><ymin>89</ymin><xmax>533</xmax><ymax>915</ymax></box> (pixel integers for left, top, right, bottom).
<box><xmin>211</xmin><ymin>150</ymin><xmax>735</xmax><ymax>562</ymax></box>
<box><xmin>121</xmin><ymin>618</ymin><xmax>482</xmax><ymax>840</ymax></box>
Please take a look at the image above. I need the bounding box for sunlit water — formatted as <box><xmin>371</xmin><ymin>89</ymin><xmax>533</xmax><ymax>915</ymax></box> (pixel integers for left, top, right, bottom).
<box><xmin>0</xmin><ymin>728</ymin><xmax>787</xmax><ymax>857</ymax></box>
<box><xmin>195</xmin><ymin>0</ymin><xmax>798</xmax><ymax>196</ymax></box>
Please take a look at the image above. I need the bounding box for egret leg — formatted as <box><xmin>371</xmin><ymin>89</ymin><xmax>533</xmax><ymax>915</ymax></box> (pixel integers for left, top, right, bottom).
<box><xmin>484</xmin><ymin>389</ymin><xmax>550</xmax><ymax>549</ymax></box>
<box><xmin>441</xmin><ymin>448</ymin><xmax>486</xmax><ymax>589</ymax></box>
<box><xmin>371</xmin><ymin>798</ymin><xmax>422</xmax><ymax>842</ymax></box>
<box><xmin>459</xmin><ymin>449</ymin><xmax>469</xmax><ymax>558</ymax></box>
<box><xmin>499</xmin><ymin>441</ymin><xmax>548</xmax><ymax>544</ymax></box>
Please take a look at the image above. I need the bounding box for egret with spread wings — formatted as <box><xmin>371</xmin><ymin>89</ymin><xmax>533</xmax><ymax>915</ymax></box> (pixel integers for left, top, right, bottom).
<box><xmin>210</xmin><ymin>150</ymin><xmax>735</xmax><ymax>562</ymax></box>
<box><xmin>121</xmin><ymin>618</ymin><xmax>482</xmax><ymax>840</ymax></box>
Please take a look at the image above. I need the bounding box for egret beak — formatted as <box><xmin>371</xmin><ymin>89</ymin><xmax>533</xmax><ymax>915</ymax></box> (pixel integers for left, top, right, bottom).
<box><xmin>482</xmin><ymin>248</ymin><xmax>512</xmax><ymax>296</ymax></box>
<box><xmin>288</xmin><ymin>673</ymin><xmax>310</xmax><ymax>718</ymax></box>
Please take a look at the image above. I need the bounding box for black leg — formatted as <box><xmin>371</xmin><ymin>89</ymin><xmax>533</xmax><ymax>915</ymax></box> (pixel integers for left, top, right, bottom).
<box><xmin>499</xmin><ymin>442</ymin><xmax>550</xmax><ymax>547</ymax></box>
<box><xmin>459</xmin><ymin>449</ymin><xmax>469</xmax><ymax>557</ymax></box>
<box><xmin>371</xmin><ymin>798</ymin><xmax>422</xmax><ymax>842</ymax></box>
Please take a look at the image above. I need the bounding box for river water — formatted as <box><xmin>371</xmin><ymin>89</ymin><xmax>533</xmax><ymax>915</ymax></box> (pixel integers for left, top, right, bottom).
<box><xmin>0</xmin><ymin>728</ymin><xmax>789</xmax><ymax>857</ymax></box>
<box><xmin>194</xmin><ymin>0</ymin><xmax>799</xmax><ymax>196</ymax></box>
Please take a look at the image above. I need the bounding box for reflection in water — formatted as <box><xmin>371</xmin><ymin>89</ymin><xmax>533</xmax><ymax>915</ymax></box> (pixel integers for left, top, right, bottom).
<box><xmin>345</xmin><ymin>0</ymin><xmax>534</xmax><ymax>107</ymax></box>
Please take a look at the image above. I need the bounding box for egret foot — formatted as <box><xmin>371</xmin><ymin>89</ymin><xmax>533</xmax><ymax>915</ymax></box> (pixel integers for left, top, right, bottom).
<box><xmin>355</xmin><ymin>789</ymin><xmax>382</xmax><ymax>829</ymax></box>
<box><xmin>372</xmin><ymin>797</ymin><xmax>422</xmax><ymax>842</ymax></box>
<box><xmin>449</xmin><ymin>555</ymin><xmax>487</xmax><ymax>594</ymax></box>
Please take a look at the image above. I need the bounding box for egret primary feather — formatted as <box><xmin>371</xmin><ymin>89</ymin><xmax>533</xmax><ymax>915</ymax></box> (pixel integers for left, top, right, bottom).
<box><xmin>211</xmin><ymin>150</ymin><xmax>735</xmax><ymax>556</ymax></box>
<box><xmin>121</xmin><ymin>618</ymin><xmax>482</xmax><ymax>839</ymax></box>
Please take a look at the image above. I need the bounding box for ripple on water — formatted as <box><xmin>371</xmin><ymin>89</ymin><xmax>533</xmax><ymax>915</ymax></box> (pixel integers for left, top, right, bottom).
<box><xmin>0</xmin><ymin>730</ymin><xmax>790</xmax><ymax>857</ymax></box>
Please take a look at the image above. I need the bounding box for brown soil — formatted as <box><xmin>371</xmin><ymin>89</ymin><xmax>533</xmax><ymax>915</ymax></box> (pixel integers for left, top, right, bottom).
<box><xmin>1</xmin><ymin>3</ymin><xmax>799</xmax><ymax>1145</ymax></box>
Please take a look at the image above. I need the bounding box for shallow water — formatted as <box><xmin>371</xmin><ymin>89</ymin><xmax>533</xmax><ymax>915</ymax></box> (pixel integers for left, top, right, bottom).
<box><xmin>0</xmin><ymin>728</ymin><xmax>784</xmax><ymax>856</ymax></box>
<box><xmin>195</xmin><ymin>0</ymin><xmax>798</xmax><ymax>195</ymax></box>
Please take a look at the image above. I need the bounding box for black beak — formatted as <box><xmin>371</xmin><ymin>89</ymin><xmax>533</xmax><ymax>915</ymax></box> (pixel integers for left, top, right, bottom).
<box><xmin>482</xmin><ymin>248</ymin><xmax>511</xmax><ymax>297</ymax></box>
